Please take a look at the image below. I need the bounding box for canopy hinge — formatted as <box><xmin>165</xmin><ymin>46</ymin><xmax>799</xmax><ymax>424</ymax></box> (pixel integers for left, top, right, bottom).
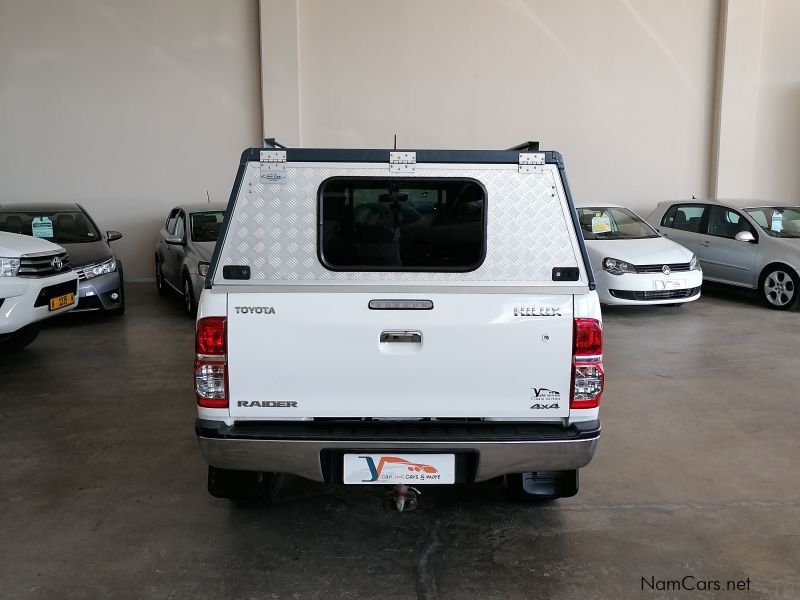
<box><xmin>260</xmin><ymin>150</ymin><xmax>287</xmax><ymax>183</ymax></box>
<box><xmin>519</xmin><ymin>152</ymin><xmax>546</xmax><ymax>174</ymax></box>
<box><xmin>389</xmin><ymin>151</ymin><xmax>416</xmax><ymax>174</ymax></box>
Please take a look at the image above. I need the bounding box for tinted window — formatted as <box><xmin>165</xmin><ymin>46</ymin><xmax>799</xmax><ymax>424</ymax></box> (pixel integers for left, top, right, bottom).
<box><xmin>319</xmin><ymin>178</ymin><xmax>486</xmax><ymax>271</ymax></box>
<box><xmin>661</xmin><ymin>205</ymin><xmax>678</xmax><ymax>227</ymax></box>
<box><xmin>706</xmin><ymin>206</ymin><xmax>755</xmax><ymax>239</ymax></box>
<box><xmin>662</xmin><ymin>204</ymin><xmax>705</xmax><ymax>233</ymax></box>
<box><xmin>0</xmin><ymin>209</ymin><xmax>101</xmax><ymax>243</ymax></box>
<box><xmin>166</xmin><ymin>209</ymin><xmax>179</xmax><ymax>234</ymax></box>
<box><xmin>190</xmin><ymin>211</ymin><xmax>224</xmax><ymax>242</ymax></box>
<box><xmin>174</xmin><ymin>212</ymin><xmax>186</xmax><ymax>240</ymax></box>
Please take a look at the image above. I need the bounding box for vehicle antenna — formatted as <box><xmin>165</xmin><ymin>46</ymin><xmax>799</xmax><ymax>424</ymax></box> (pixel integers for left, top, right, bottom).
<box><xmin>394</xmin><ymin>134</ymin><xmax>397</xmax><ymax>150</ymax></box>
<box><xmin>206</xmin><ymin>190</ymin><xmax>212</xmax><ymax>204</ymax></box>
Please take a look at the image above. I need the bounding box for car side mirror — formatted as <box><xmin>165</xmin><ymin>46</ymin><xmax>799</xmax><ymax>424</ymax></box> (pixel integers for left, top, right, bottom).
<box><xmin>106</xmin><ymin>230</ymin><xmax>123</xmax><ymax>242</ymax></box>
<box><xmin>735</xmin><ymin>231</ymin><xmax>755</xmax><ymax>243</ymax></box>
<box><xmin>165</xmin><ymin>235</ymin><xmax>184</xmax><ymax>245</ymax></box>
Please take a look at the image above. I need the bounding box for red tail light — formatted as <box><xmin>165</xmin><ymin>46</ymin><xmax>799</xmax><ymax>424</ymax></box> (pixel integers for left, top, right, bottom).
<box><xmin>574</xmin><ymin>318</ymin><xmax>602</xmax><ymax>357</ymax></box>
<box><xmin>571</xmin><ymin>318</ymin><xmax>604</xmax><ymax>409</ymax></box>
<box><xmin>196</xmin><ymin>317</ymin><xmax>226</xmax><ymax>355</ymax></box>
<box><xmin>195</xmin><ymin>317</ymin><xmax>227</xmax><ymax>408</ymax></box>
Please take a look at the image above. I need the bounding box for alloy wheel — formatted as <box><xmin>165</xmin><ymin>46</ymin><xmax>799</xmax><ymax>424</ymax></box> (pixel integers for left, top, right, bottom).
<box><xmin>763</xmin><ymin>270</ymin><xmax>795</xmax><ymax>307</ymax></box>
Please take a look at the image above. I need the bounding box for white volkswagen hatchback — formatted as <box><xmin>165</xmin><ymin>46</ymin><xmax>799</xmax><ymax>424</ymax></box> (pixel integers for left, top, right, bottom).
<box><xmin>577</xmin><ymin>204</ymin><xmax>703</xmax><ymax>305</ymax></box>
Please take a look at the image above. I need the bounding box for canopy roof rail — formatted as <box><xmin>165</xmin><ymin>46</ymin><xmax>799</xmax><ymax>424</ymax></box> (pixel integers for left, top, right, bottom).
<box><xmin>263</xmin><ymin>137</ymin><xmax>287</xmax><ymax>149</ymax></box>
<box><xmin>507</xmin><ymin>141</ymin><xmax>540</xmax><ymax>152</ymax></box>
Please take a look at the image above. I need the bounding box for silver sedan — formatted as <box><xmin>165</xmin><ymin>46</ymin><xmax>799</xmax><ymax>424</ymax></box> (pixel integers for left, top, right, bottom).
<box><xmin>647</xmin><ymin>199</ymin><xmax>800</xmax><ymax>309</ymax></box>
<box><xmin>155</xmin><ymin>202</ymin><xmax>226</xmax><ymax>315</ymax></box>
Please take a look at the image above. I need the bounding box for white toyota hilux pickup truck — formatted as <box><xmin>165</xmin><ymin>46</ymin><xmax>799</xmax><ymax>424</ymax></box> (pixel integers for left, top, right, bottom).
<box><xmin>194</xmin><ymin>143</ymin><xmax>604</xmax><ymax>507</ymax></box>
<box><xmin>1</xmin><ymin>231</ymin><xmax>78</xmax><ymax>349</ymax></box>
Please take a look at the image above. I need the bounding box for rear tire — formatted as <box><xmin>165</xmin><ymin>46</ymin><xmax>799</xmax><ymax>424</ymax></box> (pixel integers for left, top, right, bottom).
<box><xmin>183</xmin><ymin>274</ymin><xmax>197</xmax><ymax>316</ymax></box>
<box><xmin>155</xmin><ymin>257</ymin><xmax>167</xmax><ymax>295</ymax></box>
<box><xmin>207</xmin><ymin>466</ymin><xmax>284</xmax><ymax>507</ymax></box>
<box><xmin>760</xmin><ymin>266</ymin><xmax>799</xmax><ymax>310</ymax></box>
<box><xmin>507</xmin><ymin>470</ymin><xmax>579</xmax><ymax>502</ymax></box>
<box><xmin>0</xmin><ymin>324</ymin><xmax>41</xmax><ymax>352</ymax></box>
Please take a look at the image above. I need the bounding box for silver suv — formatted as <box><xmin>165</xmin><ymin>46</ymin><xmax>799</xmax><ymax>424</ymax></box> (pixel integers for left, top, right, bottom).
<box><xmin>155</xmin><ymin>203</ymin><xmax>226</xmax><ymax>315</ymax></box>
<box><xmin>647</xmin><ymin>199</ymin><xmax>800</xmax><ymax>309</ymax></box>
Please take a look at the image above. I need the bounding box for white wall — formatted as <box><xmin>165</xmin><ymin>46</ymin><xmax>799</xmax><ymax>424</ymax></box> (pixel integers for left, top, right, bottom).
<box><xmin>262</xmin><ymin>0</ymin><xmax>720</xmax><ymax>215</ymax></box>
<box><xmin>4</xmin><ymin>0</ymin><xmax>798</xmax><ymax>283</ymax></box>
<box><xmin>747</xmin><ymin>0</ymin><xmax>800</xmax><ymax>202</ymax></box>
<box><xmin>0</xmin><ymin>0</ymin><xmax>262</xmax><ymax>279</ymax></box>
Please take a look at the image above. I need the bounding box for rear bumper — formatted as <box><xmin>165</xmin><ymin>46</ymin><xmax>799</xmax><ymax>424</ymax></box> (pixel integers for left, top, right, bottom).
<box><xmin>195</xmin><ymin>419</ymin><xmax>601</xmax><ymax>483</ymax></box>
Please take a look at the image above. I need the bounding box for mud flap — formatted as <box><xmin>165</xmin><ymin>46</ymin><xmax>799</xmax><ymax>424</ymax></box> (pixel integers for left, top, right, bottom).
<box><xmin>509</xmin><ymin>469</ymin><xmax>579</xmax><ymax>501</ymax></box>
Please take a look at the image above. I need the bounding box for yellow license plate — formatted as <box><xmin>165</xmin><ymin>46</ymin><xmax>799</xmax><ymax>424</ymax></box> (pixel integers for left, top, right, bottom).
<box><xmin>49</xmin><ymin>293</ymin><xmax>75</xmax><ymax>311</ymax></box>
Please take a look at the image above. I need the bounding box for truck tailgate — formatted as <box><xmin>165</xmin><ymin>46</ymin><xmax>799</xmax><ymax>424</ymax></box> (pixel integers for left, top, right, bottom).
<box><xmin>227</xmin><ymin>292</ymin><xmax>573</xmax><ymax>419</ymax></box>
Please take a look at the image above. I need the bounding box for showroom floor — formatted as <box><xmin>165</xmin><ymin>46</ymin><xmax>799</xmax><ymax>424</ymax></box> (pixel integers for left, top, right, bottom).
<box><xmin>1</xmin><ymin>284</ymin><xmax>798</xmax><ymax>600</ymax></box>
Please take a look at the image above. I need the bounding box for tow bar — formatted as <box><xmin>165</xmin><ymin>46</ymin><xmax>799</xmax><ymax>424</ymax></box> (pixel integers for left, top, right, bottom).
<box><xmin>385</xmin><ymin>484</ymin><xmax>421</xmax><ymax>512</ymax></box>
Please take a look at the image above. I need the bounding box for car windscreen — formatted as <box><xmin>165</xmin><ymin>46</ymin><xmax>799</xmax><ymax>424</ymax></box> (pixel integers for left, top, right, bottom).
<box><xmin>190</xmin><ymin>211</ymin><xmax>224</xmax><ymax>242</ymax></box>
<box><xmin>0</xmin><ymin>210</ymin><xmax>101</xmax><ymax>243</ymax></box>
<box><xmin>744</xmin><ymin>207</ymin><xmax>800</xmax><ymax>238</ymax></box>
<box><xmin>578</xmin><ymin>207</ymin><xmax>659</xmax><ymax>240</ymax></box>
<box><xmin>319</xmin><ymin>177</ymin><xmax>486</xmax><ymax>271</ymax></box>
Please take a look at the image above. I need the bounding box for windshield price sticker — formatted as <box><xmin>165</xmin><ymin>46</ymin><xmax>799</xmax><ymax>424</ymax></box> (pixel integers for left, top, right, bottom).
<box><xmin>31</xmin><ymin>216</ymin><xmax>54</xmax><ymax>238</ymax></box>
<box><xmin>771</xmin><ymin>210</ymin><xmax>783</xmax><ymax>232</ymax></box>
<box><xmin>592</xmin><ymin>215</ymin><xmax>612</xmax><ymax>234</ymax></box>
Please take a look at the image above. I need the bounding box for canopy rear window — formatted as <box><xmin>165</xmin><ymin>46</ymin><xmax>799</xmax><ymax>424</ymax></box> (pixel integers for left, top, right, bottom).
<box><xmin>319</xmin><ymin>177</ymin><xmax>486</xmax><ymax>271</ymax></box>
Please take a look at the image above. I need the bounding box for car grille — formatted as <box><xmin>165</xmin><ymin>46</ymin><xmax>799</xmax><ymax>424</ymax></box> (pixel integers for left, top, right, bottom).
<box><xmin>635</xmin><ymin>262</ymin><xmax>692</xmax><ymax>274</ymax></box>
<box><xmin>609</xmin><ymin>286</ymin><xmax>701</xmax><ymax>301</ymax></box>
<box><xmin>18</xmin><ymin>251</ymin><xmax>71</xmax><ymax>277</ymax></box>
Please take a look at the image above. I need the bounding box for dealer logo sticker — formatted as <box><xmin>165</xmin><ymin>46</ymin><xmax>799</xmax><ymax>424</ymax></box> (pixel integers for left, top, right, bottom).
<box><xmin>343</xmin><ymin>454</ymin><xmax>456</xmax><ymax>484</ymax></box>
<box><xmin>531</xmin><ymin>387</ymin><xmax>561</xmax><ymax>410</ymax></box>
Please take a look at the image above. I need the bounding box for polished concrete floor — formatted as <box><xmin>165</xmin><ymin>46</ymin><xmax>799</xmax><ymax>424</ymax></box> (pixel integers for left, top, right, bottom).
<box><xmin>1</xmin><ymin>283</ymin><xmax>798</xmax><ymax>599</ymax></box>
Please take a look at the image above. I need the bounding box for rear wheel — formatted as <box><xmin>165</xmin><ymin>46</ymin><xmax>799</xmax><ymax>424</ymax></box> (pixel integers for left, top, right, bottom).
<box><xmin>183</xmin><ymin>274</ymin><xmax>197</xmax><ymax>316</ymax></box>
<box><xmin>760</xmin><ymin>266</ymin><xmax>799</xmax><ymax>310</ymax></box>
<box><xmin>507</xmin><ymin>470</ymin><xmax>579</xmax><ymax>502</ymax></box>
<box><xmin>0</xmin><ymin>324</ymin><xmax>41</xmax><ymax>352</ymax></box>
<box><xmin>207</xmin><ymin>466</ymin><xmax>284</xmax><ymax>507</ymax></box>
<box><xmin>155</xmin><ymin>257</ymin><xmax>167</xmax><ymax>295</ymax></box>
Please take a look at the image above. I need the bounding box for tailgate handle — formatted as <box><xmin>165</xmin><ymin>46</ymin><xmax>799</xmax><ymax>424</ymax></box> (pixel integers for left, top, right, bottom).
<box><xmin>380</xmin><ymin>330</ymin><xmax>422</xmax><ymax>344</ymax></box>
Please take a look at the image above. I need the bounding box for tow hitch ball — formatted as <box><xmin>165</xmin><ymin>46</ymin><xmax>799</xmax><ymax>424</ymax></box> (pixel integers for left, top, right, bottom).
<box><xmin>385</xmin><ymin>484</ymin><xmax>421</xmax><ymax>512</ymax></box>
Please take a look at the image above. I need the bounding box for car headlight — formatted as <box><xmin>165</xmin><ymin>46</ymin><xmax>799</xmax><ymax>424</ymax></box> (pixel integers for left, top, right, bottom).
<box><xmin>689</xmin><ymin>254</ymin><xmax>700</xmax><ymax>271</ymax></box>
<box><xmin>0</xmin><ymin>257</ymin><xmax>21</xmax><ymax>277</ymax></box>
<box><xmin>603</xmin><ymin>257</ymin><xmax>636</xmax><ymax>275</ymax></box>
<box><xmin>77</xmin><ymin>257</ymin><xmax>117</xmax><ymax>280</ymax></box>
<box><xmin>198</xmin><ymin>261</ymin><xmax>210</xmax><ymax>277</ymax></box>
